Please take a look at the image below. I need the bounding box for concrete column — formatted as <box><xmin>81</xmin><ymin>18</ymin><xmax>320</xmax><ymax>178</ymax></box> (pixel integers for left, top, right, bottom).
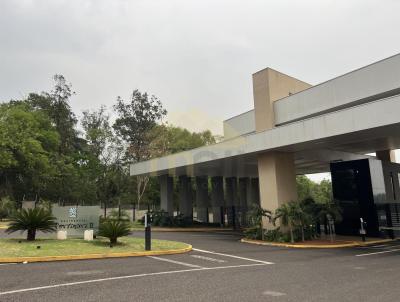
<box><xmin>225</xmin><ymin>177</ymin><xmax>239</xmax><ymax>226</ymax></box>
<box><xmin>211</xmin><ymin>176</ymin><xmax>224</xmax><ymax>224</ymax></box>
<box><xmin>257</xmin><ymin>151</ymin><xmax>298</xmax><ymax>226</ymax></box>
<box><xmin>238</xmin><ymin>178</ymin><xmax>248</xmax><ymax>224</ymax></box>
<box><xmin>179</xmin><ymin>175</ymin><xmax>192</xmax><ymax>218</ymax></box>
<box><xmin>376</xmin><ymin>150</ymin><xmax>396</xmax><ymax>162</ymax></box>
<box><xmin>195</xmin><ymin>176</ymin><xmax>208</xmax><ymax>222</ymax></box>
<box><xmin>246</xmin><ymin>178</ymin><xmax>259</xmax><ymax>208</ymax></box>
<box><xmin>159</xmin><ymin>174</ymin><xmax>174</xmax><ymax>216</ymax></box>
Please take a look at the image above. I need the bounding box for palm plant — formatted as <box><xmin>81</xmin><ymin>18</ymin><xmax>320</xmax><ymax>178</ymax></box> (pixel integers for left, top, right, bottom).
<box><xmin>98</xmin><ymin>219</ymin><xmax>131</xmax><ymax>244</ymax></box>
<box><xmin>247</xmin><ymin>204</ymin><xmax>272</xmax><ymax>240</ymax></box>
<box><xmin>6</xmin><ymin>208</ymin><xmax>57</xmax><ymax>241</ymax></box>
<box><xmin>274</xmin><ymin>202</ymin><xmax>300</xmax><ymax>243</ymax></box>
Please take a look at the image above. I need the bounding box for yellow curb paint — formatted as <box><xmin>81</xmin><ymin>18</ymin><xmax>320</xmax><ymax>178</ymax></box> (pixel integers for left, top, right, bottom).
<box><xmin>241</xmin><ymin>238</ymin><xmax>394</xmax><ymax>249</ymax></box>
<box><xmin>131</xmin><ymin>228</ymin><xmax>234</xmax><ymax>232</ymax></box>
<box><xmin>0</xmin><ymin>245</ymin><xmax>192</xmax><ymax>263</ymax></box>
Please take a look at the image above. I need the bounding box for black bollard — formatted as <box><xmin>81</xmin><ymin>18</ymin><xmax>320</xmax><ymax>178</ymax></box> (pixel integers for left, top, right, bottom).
<box><xmin>145</xmin><ymin>213</ymin><xmax>151</xmax><ymax>251</ymax></box>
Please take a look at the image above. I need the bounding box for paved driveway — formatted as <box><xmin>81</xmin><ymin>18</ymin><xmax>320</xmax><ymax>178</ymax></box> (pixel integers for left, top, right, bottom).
<box><xmin>0</xmin><ymin>230</ymin><xmax>399</xmax><ymax>302</ymax></box>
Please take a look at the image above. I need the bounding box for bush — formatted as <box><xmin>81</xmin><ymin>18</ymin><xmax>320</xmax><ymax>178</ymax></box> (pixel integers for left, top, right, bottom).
<box><xmin>264</xmin><ymin>229</ymin><xmax>285</xmax><ymax>242</ymax></box>
<box><xmin>142</xmin><ymin>210</ymin><xmax>193</xmax><ymax>227</ymax></box>
<box><xmin>243</xmin><ymin>227</ymin><xmax>262</xmax><ymax>240</ymax></box>
<box><xmin>6</xmin><ymin>208</ymin><xmax>57</xmax><ymax>241</ymax></box>
<box><xmin>98</xmin><ymin>219</ymin><xmax>131</xmax><ymax>244</ymax></box>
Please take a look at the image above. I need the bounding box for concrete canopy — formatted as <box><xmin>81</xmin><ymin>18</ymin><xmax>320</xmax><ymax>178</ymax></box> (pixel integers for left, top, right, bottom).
<box><xmin>130</xmin><ymin>54</ymin><xmax>400</xmax><ymax>178</ymax></box>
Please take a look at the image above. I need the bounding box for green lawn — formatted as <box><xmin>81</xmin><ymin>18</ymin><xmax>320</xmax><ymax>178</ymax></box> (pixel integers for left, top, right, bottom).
<box><xmin>0</xmin><ymin>237</ymin><xmax>189</xmax><ymax>258</ymax></box>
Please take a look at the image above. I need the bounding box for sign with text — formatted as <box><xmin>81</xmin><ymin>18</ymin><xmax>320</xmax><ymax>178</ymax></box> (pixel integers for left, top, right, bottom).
<box><xmin>52</xmin><ymin>205</ymin><xmax>100</xmax><ymax>236</ymax></box>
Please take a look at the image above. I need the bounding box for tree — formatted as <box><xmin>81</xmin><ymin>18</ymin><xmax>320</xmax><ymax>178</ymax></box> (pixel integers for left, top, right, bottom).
<box><xmin>29</xmin><ymin>75</ymin><xmax>77</xmax><ymax>154</ymax></box>
<box><xmin>274</xmin><ymin>202</ymin><xmax>301</xmax><ymax>243</ymax></box>
<box><xmin>247</xmin><ymin>204</ymin><xmax>272</xmax><ymax>240</ymax></box>
<box><xmin>113</xmin><ymin>90</ymin><xmax>167</xmax><ymax>210</ymax></box>
<box><xmin>6</xmin><ymin>208</ymin><xmax>57</xmax><ymax>241</ymax></box>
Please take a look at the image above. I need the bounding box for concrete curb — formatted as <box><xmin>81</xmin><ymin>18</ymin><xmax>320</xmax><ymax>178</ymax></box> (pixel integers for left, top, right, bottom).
<box><xmin>0</xmin><ymin>245</ymin><xmax>192</xmax><ymax>263</ymax></box>
<box><xmin>131</xmin><ymin>227</ymin><xmax>235</xmax><ymax>232</ymax></box>
<box><xmin>241</xmin><ymin>238</ymin><xmax>394</xmax><ymax>249</ymax></box>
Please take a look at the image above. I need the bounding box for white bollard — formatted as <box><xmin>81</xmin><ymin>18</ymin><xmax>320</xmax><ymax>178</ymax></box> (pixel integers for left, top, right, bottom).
<box><xmin>57</xmin><ymin>230</ymin><xmax>67</xmax><ymax>240</ymax></box>
<box><xmin>84</xmin><ymin>230</ymin><xmax>94</xmax><ymax>241</ymax></box>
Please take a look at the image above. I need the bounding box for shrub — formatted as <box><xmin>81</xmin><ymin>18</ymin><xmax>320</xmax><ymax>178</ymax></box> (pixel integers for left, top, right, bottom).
<box><xmin>264</xmin><ymin>229</ymin><xmax>285</xmax><ymax>242</ymax></box>
<box><xmin>6</xmin><ymin>208</ymin><xmax>57</xmax><ymax>241</ymax></box>
<box><xmin>243</xmin><ymin>227</ymin><xmax>262</xmax><ymax>240</ymax></box>
<box><xmin>98</xmin><ymin>219</ymin><xmax>131</xmax><ymax>244</ymax></box>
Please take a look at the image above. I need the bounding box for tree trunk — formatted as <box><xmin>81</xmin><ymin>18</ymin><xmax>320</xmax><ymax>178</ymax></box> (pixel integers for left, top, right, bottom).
<box><xmin>301</xmin><ymin>226</ymin><xmax>305</xmax><ymax>242</ymax></box>
<box><xmin>290</xmin><ymin>226</ymin><xmax>294</xmax><ymax>243</ymax></box>
<box><xmin>27</xmin><ymin>229</ymin><xmax>36</xmax><ymax>241</ymax></box>
<box><xmin>110</xmin><ymin>237</ymin><xmax>117</xmax><ymax>244</ymax></box>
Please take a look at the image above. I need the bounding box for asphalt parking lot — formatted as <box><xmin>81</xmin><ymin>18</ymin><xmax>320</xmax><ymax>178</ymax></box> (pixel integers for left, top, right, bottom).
<box><xmin>0</xmin><ymin>230</ymin><xmax>399</xmax><ymax>302</ymax></box>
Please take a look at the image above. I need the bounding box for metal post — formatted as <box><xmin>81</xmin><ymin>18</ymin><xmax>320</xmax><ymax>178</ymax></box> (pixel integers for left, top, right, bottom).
<box><xmin>360</xmin><ymin>218</ymin><xmax>366</xmax><ymax>242</ymax></box>
<box><xmin>145</xmin><ymin>213</ymin><xmax>151</xmax><ymax>251</ymax></box>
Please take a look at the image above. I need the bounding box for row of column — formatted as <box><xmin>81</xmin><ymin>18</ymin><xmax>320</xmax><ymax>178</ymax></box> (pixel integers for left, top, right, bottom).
<box><xmin>159</xmin><ymin>175</ymin><xmax>260</xmax><ymax>223</ymax></box>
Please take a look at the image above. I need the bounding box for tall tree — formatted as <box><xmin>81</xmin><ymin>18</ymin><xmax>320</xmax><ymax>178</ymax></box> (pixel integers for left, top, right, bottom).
<box><xmin>113</xmin><ymin>90</ymin><xmax>167</xmax><ymax>209</ymax></box>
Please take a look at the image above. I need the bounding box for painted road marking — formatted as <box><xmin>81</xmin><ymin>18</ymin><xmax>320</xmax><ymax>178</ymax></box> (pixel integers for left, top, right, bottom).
<box><xmin>0</xmin><ymin>263</ymin><xmax>267</xmax><ymax>296</ymax></box>
<box><xmin>193</xmin><ymin>248</ymin><xmax>274</xmax><ymax>265</ymax></box>
<box><xmin>355</xmin><ymin>248</ymin><xmax>400</xmax><ymax>257</ymax></box>
<box><xmin>263</xmin><ymin>290</ymin><xmax>286</xmax><ymax>297</ymax></box>
<box><xmin>190</xmin><ymin>255</ymin><xmax>226</xmax><ymax>263</ymax></box>
<box><xmin>0</xmin><ymin>263</ymin><xmax>17</xmax><ymax>266</ymax></box>
<box><xmin>148</xmin><ymin>256</ymin><xmax>204</xmax><ymax>268</ymax></box>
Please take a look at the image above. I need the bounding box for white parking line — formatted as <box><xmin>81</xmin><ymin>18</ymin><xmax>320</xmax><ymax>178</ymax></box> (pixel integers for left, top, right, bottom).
<box><xmin>190</xmin><ymin>255</ymin><xmax>226</xmax><ymax>263</ymax></box>
<box><xmin>148</xmin><ymin>256</ymin><xmax>204</xmax><ymax>268</ymax></box>
<box><xmin>193</xmin><ymin>248</ymin><xmax>274</xmax><ymax>265</ymax></box>
<box><xmin>0</xmin><ymin>263</ymin><xmax>17</xmax><ymax>266</ymax></box>
<box><xmin>355</xmin><ymin>248</ymin><xmax>400</xmax><ymax>257</ymax></box>
<box><xmin>0</xmin><ymin>263</ymin><xmax>268</xmax><ymax>296</ymax></box>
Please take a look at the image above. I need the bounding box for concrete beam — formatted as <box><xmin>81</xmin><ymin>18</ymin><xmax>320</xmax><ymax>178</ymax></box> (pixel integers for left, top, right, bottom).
<box><xmin>376</xmin><ymin>150</ymin><xmax>396</xmax><ymax>163</ymax></box>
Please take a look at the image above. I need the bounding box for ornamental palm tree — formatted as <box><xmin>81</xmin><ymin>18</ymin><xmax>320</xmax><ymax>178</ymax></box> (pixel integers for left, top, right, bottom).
<box><xmin>247</xmin><ymin>204</ymin><xmax>272</xmax><ymax>240</ymax></box>
<box><xmin>6</xmin><ymin>208</ymin><xmax>57</xmax><ymax>241</ymax></box>
<box><xmin>274</xmin><ymin>202</ymin><xmax>300</xmax><ymax>243</ymax></box>
<box><xmin>98</xmin><ymin>219</ymin><xmax>131</xmax><ymax>244</ymax></box>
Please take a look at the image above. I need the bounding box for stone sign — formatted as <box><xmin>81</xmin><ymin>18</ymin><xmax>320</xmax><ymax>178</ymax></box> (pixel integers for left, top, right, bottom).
<box><xmin>52</xmin><ymin>205</ymin><xmax>100</xmax><ymax>236</ymax></box>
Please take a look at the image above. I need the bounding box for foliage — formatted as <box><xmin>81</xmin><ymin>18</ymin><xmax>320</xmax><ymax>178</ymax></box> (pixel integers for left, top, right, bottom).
<box><xmin>274</xmin><ymin>201</ymin><xmax>305</xmax><ymax>243</ymax></box>
<box><xmin>6</xmin><ymin>208</ymin><xmax>57</xmax><ymax>241</ymax></box>
<box><xmin>108</xmin><ymin>209</ymin><xmax>130</xmax><ymax>222</ymax></box>
<box><xmin>143</xmin><ymin>210</ymin><xmax>192</xmax><ymax>227</ymax></box>
<box><xmin>0</xmin><ymin>76</ymin><xmax>217</xmax><ymax>213</ymax></box>
<box><xmin>98</xmin><ymin>219</ymin><xmax>131</xmax><ymax>244</ymax></box>
<box><xmin>0</xmin><ymin>197</ymin><xmax>15</xmax><ymax>220</ymax></box>
<box><xmin>247</xmin><ymin>204</ymin><xmax>272</xmax><ymax>240</ymax></box>
<box><xmin>296</xmin><ymin>176</ymin><xmax>333</xmax><ymax>204</ymax></box>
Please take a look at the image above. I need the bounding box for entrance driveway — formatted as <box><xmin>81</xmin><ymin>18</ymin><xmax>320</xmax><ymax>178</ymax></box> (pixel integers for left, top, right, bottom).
<box><xmin>0</xmin><ymin>230</ymin><xmax>399</xmax><ymax>302</ymax></box>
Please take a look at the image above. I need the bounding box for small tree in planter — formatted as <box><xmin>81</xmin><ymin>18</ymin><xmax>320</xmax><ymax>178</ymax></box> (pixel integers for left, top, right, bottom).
<box><xmin>274</xmin><ymin>202</ymin><xmax>299</xmax><ymax>243</ymax></box>
<box><xmin>98</xmin><ymin>219</ymin><xmax>131</xmax><ymax>244</ymax></box>
<box><xmin>247</xmin><ymin>204</ymin><xmax>272</xmax><ymax>240</ymax></box>
<box><xmin>6</xmin><ymin>208</ymin><xmax>57</xmax><ymax>241</ymax></box>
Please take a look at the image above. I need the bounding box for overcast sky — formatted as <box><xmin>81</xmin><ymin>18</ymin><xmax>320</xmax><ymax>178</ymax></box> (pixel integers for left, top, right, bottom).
<box><xmin>1</xmin><ymin>0</ymin><xmax>400</xmax><ymax>180</ymax></box>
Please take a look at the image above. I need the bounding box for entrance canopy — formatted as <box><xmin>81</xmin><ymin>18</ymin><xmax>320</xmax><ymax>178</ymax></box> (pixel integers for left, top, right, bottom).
<box><xmin>130</xmin><ymin>54</ymin><xmax>400</xmax><ymax>178</ymax></box>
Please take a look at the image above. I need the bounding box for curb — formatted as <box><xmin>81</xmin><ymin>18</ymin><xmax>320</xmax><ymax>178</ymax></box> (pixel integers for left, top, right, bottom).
<box><xmin>0</xmin><ymin>245</ymin><xmax>192</xmax><ymax>263</ymax></box>
<box><xmin>240</xmin><ymin>238</ymin><xmax>394</xmax><ymax>249</ymax></box>
<box><xmin>131</xmin><ymin>228</ymin><xmax>235</xmax><ymax>232</ymax></box>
